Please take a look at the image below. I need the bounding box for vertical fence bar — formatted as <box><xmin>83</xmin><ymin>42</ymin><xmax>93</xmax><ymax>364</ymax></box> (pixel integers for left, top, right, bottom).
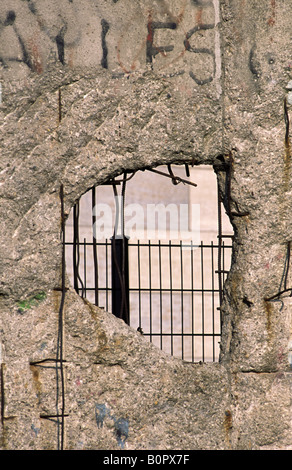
<box><xmin>105</xmin><ymin>239</ymin><xmax>109</xmax><ymax>311</ymax></box>
<box><xmin>169</xmin><ymin>241</ymin><xmax>173</xmax><ymax>357</ymax></box>
<box><xmin>137</xmin><ymin>240</ymin><xmax>142</xmax><ymax>330</ymax></box>
<box><xmin>180</xmin><ymin>241</ymin><xmax>184</xmax><ymax>360</ymax></box>
<box><xmin>211</xmin><ymin>241</ymin><xmax>215</xmax><ymax>361</ymax></box>
<box><xmin>92</xmin><ymin>187</ymin><xmax>99</xmax><ymax>306</ymax></box>
<box><xmin>191</xmin><ymin>243</ymin><xmax>194</xmax><ymax>363</ymax></box>
<box><xmin>159</xmin><ymin>240</ymin><xmax>163</xmax><ymax>351</ymax></box>
<box><xmin>201</xmin><ymin>242</ymin><xmax>205</xmax><ymax>362</ymax></box>
<box><xmin>83</xmin><ymin>238</ymin><xmax>87</xmax><ymax>299</ymax></box>
<box><xmin>222</xmin><ymin>240</ymin><xmax>226</xmax><ymax>284</ymax></box>
<box><xmin>148</xmin><ymin>240</ymin><xmax>152</xmax><ymax>342</ymax></box>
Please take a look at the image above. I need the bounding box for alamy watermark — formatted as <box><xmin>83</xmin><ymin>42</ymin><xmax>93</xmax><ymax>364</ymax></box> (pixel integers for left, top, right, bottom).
<box><xmin>92</xmin><ymin>196</ymin><xmax>201</xmax><ymax>248</ymax></box>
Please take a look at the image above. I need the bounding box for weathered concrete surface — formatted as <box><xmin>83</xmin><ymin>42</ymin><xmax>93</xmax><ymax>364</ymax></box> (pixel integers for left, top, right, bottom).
<box><xmin>3</xmin><ymin>289</ymin><xmax>231</xmax><ymax>450</ymax></box>
<box><xmin>0</xmin><ymin>0</ymin><xmax>292</xmax><ymax>450</ymax></box>
<box><xmin>2</xmin><ymin>289</ymin><xmax>292</xmax><ymax>450</ymax></box>
<box><xmin>219</xmin><ymin>0</ymin><xmax>292</xmax><ymax>373</ymax></box>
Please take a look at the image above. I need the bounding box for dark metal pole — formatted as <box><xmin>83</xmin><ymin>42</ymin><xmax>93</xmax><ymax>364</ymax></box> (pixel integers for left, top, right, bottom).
<box><xmin>217</xmin><ymin>180</ymin><xmax>223</xmax><ymax>308</ymax></box>
<box><xmin>111</xmin><ymin>235</ymin><xmax>130</xmax><ymax>324</ymax></box>
<box><xmin>92</xmin><ymin>187</ymin><xmax>99</xmax><ymax>306</ymax></box>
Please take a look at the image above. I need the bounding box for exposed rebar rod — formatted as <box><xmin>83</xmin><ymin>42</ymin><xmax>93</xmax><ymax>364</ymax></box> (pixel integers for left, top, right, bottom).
<box><xmin>146</xmin><ymin>167</ymin><xmax>197</xmax><ymax>187</ymax></box>
<box><xmin>217</xmin><ymin>180</ymin><xmax>223</xmax><ymax>308</ymax></box>
<box><xmin>57</xmin><ymin>184</ymin><xmax>66</xmax><ymax>451</ymax></box>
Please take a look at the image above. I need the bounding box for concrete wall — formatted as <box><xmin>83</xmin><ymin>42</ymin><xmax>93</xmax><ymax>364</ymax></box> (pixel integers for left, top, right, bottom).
<box><xmin>0</xmin><ymin>0</ymin><xmax>292</xmax><ymax>450</ymax></box>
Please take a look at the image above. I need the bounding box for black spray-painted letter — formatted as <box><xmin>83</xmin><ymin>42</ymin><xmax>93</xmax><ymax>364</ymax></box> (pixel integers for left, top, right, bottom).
<box><xmin>184</xmin><ymin>24</ymin><xmax>215</xmax><ymax>85</ymax></box>
<box><xmin>146</xmin><ymin>20</ymin><xmax>177</xmax><ymax>67</ymax></box>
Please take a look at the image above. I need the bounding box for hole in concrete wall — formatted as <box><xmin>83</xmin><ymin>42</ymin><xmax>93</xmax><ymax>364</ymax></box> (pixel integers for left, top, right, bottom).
<box><xmin>65</xmin><ymin>164</ymin><xmax>233</xmax><ymax>363</ymax></box>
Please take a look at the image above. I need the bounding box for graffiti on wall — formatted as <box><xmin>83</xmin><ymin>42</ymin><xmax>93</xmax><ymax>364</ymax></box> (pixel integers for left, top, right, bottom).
<box><xmin>95</xmin><ymin>403</ymin><xmax>129</xmax><ymax>449</ymax></box>
<box><xmin>0</xmin><ymin>0</ymin><xmax>221</xmax><ymax>93</ymax></box>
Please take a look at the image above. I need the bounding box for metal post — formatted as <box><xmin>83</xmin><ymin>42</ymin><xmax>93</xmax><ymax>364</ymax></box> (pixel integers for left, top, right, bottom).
<box><xmin>92</xmin><ymin>187</ymin><xmax>99</xmax><ymax>306</ymax></box>
<box><xmin>111</xmin><ymin>235</ymin><xmax>130</xmax><ymax>325</ymax></box>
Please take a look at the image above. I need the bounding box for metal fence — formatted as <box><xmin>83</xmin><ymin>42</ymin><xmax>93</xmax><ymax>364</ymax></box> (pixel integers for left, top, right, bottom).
<box><xmin>65</xmin><ymin>234</ymin><xmax>232</xmax><ymax>363</ymax></box>
<box><xmin>65</xmin><ymin>167</ymin><xmax>233</xmax><ymax>363</ymax></box>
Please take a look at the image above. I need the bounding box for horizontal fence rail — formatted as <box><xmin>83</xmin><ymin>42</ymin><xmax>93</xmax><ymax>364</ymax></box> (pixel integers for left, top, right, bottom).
<box><xmin>65</xmin><ymin>237</ymin><xmax>232</xmax><ymax>363</ymax></box>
